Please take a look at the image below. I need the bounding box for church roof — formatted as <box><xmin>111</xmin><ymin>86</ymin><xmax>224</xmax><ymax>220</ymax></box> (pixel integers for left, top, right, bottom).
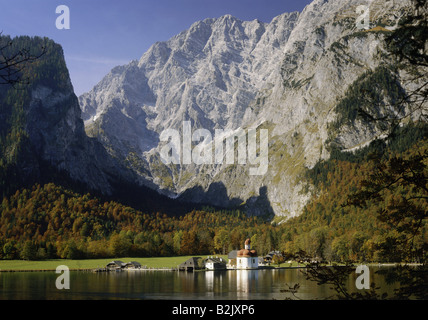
<box><xmin>237</xmin><ymin>248</ymin><xmax>257</xmax><ymax>257</ymax></box>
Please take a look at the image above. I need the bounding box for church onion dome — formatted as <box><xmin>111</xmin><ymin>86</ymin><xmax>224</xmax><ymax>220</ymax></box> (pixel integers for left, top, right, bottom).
<box><xmin>236</xmin><ymin>238</ymin><xmax>258</xmax><ymax>257</ymax></box>
<box><xmin>237</xmin><ymin>248</ymin><xmax>258</xmax><ymax>257</ymax></box>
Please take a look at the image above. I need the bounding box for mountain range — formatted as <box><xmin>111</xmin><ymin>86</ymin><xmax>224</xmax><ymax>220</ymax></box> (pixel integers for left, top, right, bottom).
<box><xmin>78</xmin><ymin>0</ymin><xmax>420</xmax><ymax>218</ymax></box>
<box><xmin>1</xmin><ymin>0</ymin><xmax>423</xmax><ymax>219</ymax></box>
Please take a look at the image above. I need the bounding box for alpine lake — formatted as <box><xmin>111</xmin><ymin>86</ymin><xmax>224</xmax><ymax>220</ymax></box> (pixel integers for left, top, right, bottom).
<box><xmin>0</xmin><ymin>265</ymin><xmax>400</xmax><ymax>300</ymax></box>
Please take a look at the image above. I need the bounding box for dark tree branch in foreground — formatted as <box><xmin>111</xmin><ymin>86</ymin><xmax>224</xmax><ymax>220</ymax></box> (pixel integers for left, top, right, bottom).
<box><xmin>0</xmin><ymin>32</ymin><xmax>46</xmax><ymax>86</ymax></box>
<box><xmin>357</xmin><ymin>0</ymin><xmax>428</xmax><ymax>136</ymax></box>
<box><xmin>347</xmin><ymin>0</ymin><xmax>428</xmax><ymax>262</ymax></box>
<box><xmin>287</xmin><ymin>251</ymin><xmax>382</xmax><ymax>300</ymax></box>
<box><xmin>342</xmin><ymin>0</ymin><xmax>427</xmax><ymax>300</ymax></box>
<box><xmin>284</xmin><ymin>1</ymin><xmax>427</xmax><ymax>301</ymax></box>
<box><xmin>343</xmin><ymin>148</ymin><xmax>427</xmax><ymax>266</ymax></box>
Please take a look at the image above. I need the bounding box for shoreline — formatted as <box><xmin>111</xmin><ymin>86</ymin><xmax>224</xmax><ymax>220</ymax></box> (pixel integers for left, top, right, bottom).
<box><xmin>0</xmin><ymin>262</ymin><xmax>421</xmax><ymax>273</ymax></box>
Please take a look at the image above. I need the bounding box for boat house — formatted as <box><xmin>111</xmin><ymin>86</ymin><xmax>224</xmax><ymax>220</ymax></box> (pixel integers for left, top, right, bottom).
<box><xmin>178</xmin><ymin>257</ymin><xmax>202</xmax><ymax>271</ymax></box>
<box><xmin>106</xmin><ymin>261</ymin><xmax>126</xmax><ymax>271</ymax></box>
<box><xmin>204</xmin><ymin>257</ymin><xmax>227</xmax><ymax>270</ymax></box>
<box><xmin>124</xmin><ymin>261</ymin><xmax>142</xmax><ymax>269</ymax></box>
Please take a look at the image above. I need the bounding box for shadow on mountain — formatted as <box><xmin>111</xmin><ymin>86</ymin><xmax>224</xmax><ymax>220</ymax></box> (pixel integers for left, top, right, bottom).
<box><xmin>106</xmin><ymin>175</ymin><xmax>205</xmax><ymax>217</ymax></box>
<box><xmin>240</xmin><ymin>185</ymin><xmax>274</xmax><ymax>217</ymax></box>
<box><xmin>177</xmin><ymin>181</ymin><xmax>274</xmax><ymax>217</ymax></box>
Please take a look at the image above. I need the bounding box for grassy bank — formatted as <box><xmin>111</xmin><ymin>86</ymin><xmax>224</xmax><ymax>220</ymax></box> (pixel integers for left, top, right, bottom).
<box><xmin>0</xmin><ymin>256</ymin><xmax>308</xmax><ymax>271</ymax></box>
<box><xmin>0</xmin><ymin>256</ymin><xmax>225</xmax><ymax>271</ymax></box>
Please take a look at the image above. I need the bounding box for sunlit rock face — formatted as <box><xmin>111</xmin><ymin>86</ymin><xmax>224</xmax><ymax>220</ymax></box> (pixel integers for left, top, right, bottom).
<box><xmin>79</xmin><ymin>0</ymin><xmax>415</xmax><ymax>217</ymax></box>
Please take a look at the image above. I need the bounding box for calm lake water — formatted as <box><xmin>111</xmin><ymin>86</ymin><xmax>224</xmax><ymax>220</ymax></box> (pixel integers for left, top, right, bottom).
<box><xmin>0</xmin><ymin>267</ymin><xmax>399</xmax><ymax>300</ymax></box>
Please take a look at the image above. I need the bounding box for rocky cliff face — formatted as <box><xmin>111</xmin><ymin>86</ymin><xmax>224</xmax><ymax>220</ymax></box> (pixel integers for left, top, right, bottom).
<box><xmin>26</xmin><ymin>84</ymin><xmax>127</xmax><ymax>195</ymax></box>
<box><xmin>79</xmin><ymin>0</ymin><xmax>417</xmax><ymax>217</ymax></box>
<box><xmin>0</xmin><ymin>36</ymin><xmax>140</xmax><ymax>197</ymax></box>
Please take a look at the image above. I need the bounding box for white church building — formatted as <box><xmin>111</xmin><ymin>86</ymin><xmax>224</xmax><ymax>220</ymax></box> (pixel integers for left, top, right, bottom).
<box><xmin>235</xmin><ymin>239</ymin><xmax>259</xmax><ymax>269</ymax></box>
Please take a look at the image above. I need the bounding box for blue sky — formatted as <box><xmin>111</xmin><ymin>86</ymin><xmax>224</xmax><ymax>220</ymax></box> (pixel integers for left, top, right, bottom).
<box><xmin>0</xmin><ymin>0</ymin><xmax>312</xmax><ymax>96</ymax></box>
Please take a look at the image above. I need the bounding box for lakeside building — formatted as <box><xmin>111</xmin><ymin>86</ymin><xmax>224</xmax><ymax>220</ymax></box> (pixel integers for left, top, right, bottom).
<box><xmin>124</xmin><ymin>261</ymin><xmax>142</xmax><ymax>270</ymax></box>
<box><xmin>227</xmin><ymin>239</ymin><xmax>259</xmax><ymax>270</ymax></box>
<box><xmin>105</xmin><ymin>260</ymin><xmax>142</xmax><ymax>271</ymax></box>
<box><xmin>264</xmin><ymin>251</ymin><xmax>283</xmax><ymax>265</ymax></box>
<box><xmin>204</xmin><ymin>257</ymin><xmax>227</xmax><ymax>270</ymax></box>
<box><xmin>178</xmin><ymin>257</ymin><xmax>202</xmax><ymax>271</ymax></box>
<box><xmin>106</xmin><ymin>260</ymin><xmax>126</xmax><ymax>271</ymax></box>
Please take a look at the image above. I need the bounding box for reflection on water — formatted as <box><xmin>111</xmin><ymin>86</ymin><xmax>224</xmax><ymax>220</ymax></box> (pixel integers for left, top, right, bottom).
<box><xmin>205</xmin><ymin>270</ymin><xmax>259</xmax><ymax>299</ymax></box>
<box><xmin>236</xmin><ymin>270</ymin><xmax>258</xmax><ymax>298</ymax></box>
<box><xmin>0</xmin><ymin>267</ymin><xmax>400</xmax><ymax>300</ymax></box>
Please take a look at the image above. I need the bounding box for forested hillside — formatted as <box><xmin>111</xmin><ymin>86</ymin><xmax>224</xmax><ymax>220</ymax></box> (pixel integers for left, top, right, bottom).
<box><xmin>0</xmin><ymin>183</ymin><xmax>266</xmax><ymax>260</ymax></box>
<box><xmin>1</xmin><ymin>128</ymin><xmax>426</xmax><ymax>262</ymax></box>
<box><xmin>279</xmin><ymin>125</ymin><xmax>427</xmax><ymax>263</ymax></box>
